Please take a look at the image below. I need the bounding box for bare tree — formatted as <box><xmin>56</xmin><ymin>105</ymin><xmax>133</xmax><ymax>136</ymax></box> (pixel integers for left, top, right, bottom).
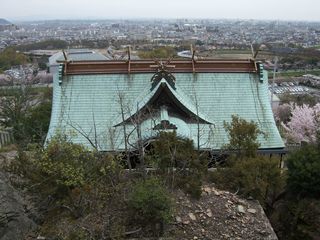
<box><xmin>190</xmin><ymin>86</ymin><xmax>215</xmax><ymax>159</ymax></box>
<box><xmin>66</xmin><ymin>117</ymin><xmax>99</xmax><ymax>150</ymax></box>
<box><xmin>116</xmin><ymin>90</ymin><xmax>132</xmax><ymax>171</ymax></box>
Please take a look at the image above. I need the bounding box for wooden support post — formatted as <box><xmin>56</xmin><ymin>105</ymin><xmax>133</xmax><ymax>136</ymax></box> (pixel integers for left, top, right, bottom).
<box><xmin>62</xmin><ymin>50</ymin><xmax>68</xmax><ymax>75</ymax></box>
<box><xmin>191</xmin><ymin>44</ymin><xmax>196</xmax><ymax>73</ymax></box>
<box><xmin>127</xmin><ymin>46</ymin><xmax>131</xmax><ymax>74</ymax></box>
<box><xmin>62</xmin><ymin>50</ymin><xmax>67</xmax><ymax>61</ymax></box>
<box><xmin>64</xmin><ymin>62</ymin><xmax>67</xmax><ymax>75</ymax></box>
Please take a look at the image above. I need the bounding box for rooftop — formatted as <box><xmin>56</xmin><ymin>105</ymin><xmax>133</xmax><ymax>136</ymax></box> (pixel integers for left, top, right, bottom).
<box><xmin>47</xmin><ymin>57</ymin><xmax>284</xmax><ymax>151</ymax></box>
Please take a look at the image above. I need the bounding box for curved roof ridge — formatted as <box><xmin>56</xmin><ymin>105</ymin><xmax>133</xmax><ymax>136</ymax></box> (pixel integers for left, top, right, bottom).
<box><xmin>113</xmin><ymin>79</ymin><xmax>213</xmax><ymax>127</ymax></box>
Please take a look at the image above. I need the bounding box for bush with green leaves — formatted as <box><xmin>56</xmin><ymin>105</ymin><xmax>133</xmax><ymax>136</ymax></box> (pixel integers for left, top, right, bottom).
<box><xmin>287</xmin><ymin>144</ymin><xmax>320</xmax><ymax>197</ymax></box>
<box><xmin>24</xmin><ymin>100</ymin><xmax>52</xmax><ymax>144</ymax></box>
<box><xmin>35</xmin><ymin>136</ymin><xmax>93</xmax><ymax>198</ymax></box>
<box><xmin>35</xmin><ymin>137</ymin><xmax>126</xmax><ymax>198</ymax></box>
<box><xmin>147</xmin><ymin>131</ymin><xmax>207</xmax><ymax>199</ymax></box>
<box><xmin>277</xmin><ymin>198</ymin><xmax>320</xmax><ymax>240</ymax></box>
<box><xmin>128</xmin><ymin>177</ymin><xmax>172</xmax><ymax>234</ymax></box>
<box><xmin>224</xmin><ymin>115</ymin><xmax>264</xmax><ymax>159</ymax></box>
<box><xmin>211</xmin><ymin>156</ymin><xmax>285</xmax><ymax>207</ymax></box>
<box><xmin>11</xmin><ymin>136</ymin><xmax>121</xmax><ymax>188</ymax></box>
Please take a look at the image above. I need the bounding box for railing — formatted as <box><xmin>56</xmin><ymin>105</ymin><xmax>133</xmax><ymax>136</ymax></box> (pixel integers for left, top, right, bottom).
<box><xmin>285</xmin><ymin>143</ymin><xmax>301</xmax><ymax>151</ymax></box>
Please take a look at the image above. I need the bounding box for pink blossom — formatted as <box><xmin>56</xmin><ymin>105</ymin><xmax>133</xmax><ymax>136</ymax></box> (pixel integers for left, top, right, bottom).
<box><xmin>283</xmin><ymin>103</ymin><xmax>320</xmax><ymax>143</ymax></box>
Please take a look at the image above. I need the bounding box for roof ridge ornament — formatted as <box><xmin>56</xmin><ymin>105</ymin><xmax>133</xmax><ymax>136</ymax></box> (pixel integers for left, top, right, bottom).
<box><xmin>150</xmin><ymin>58</ymin><xmax>176</xmax><ymax>90</ymax></box>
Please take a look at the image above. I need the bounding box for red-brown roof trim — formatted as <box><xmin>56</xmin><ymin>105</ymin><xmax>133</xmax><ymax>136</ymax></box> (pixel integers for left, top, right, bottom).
<box><xmin>60</xmin><ymin>59</ymin><xmax>258</xmax><ymax>75</ymax></box>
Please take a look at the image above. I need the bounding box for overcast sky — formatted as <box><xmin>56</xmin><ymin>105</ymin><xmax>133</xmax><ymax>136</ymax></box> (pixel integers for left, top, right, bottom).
<box><xmin>2</xmin><ymin>0</ymin><xmax>320</xmax><ymax>22</ymax></box>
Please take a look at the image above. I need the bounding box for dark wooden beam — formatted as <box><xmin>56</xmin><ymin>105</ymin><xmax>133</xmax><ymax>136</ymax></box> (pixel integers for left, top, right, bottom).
<box><xmin>60</xmin><ymin>59</ymin><xmax>258</xmax><ymax>75</ymax></box>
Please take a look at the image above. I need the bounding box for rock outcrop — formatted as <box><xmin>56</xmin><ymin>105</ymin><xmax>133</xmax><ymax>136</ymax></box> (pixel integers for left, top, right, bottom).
<box><xmin>173</xmin><ymin>184</ymin><xmax>278</xmax><ymax>240</ymax></box>
<box><xmin>0</xmin><ymin>171</ymin><xmax>36</xmax><ymax>240</ymax></box>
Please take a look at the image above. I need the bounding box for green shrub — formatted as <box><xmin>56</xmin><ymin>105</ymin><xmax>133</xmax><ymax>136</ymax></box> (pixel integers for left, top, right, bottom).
<box><xmin>37</xmin><ymin>137</ymin><xmax>125</xmax><ymax>198</ymax></box>
<box><xmin>211</xmin><ymin>156</ymin><xmax>285</xmax><ymax>206</ymax></box>
<box><xmin>10</xmin><ymin>133</ymin><xmax>126</xmax><ymax>199</ymax></box>
<box><xmin>24</xmin><ymin>100</ymin><xmax>52</xmax><ymax>144</ymax></box>
<box><xmin>288</xmin><ymin>198</ymin><xmax>320</xmax><ymax>240</ymax></box>
<box><xmin>270</xmin><ymin>197</ymin><xmax>320</xmax><ymax>240</ymax></box>
<box><xmin>147</xmin><ymin>131</ymin><xmax>206</xmax><ymax>199</ymax></box>
<box><xmin>287</xmin><ymin>145</ymin><xmax>320</xmax><ymax>197</ymax></box>
<box><xmin>128</xmin><ymin>178</ymin><xmax>172</xmax><ymax>232</ymax></box>
<box><xmin>176</xmin><ymin>174</ymin><xmax>203</xmax><ymax>199</ymax></box>
<box><xmin>224</xmin><ymin>115</ymin><xmax>264</xmax><ymax>159</ymax></box>
<box><xmin>38</xmin><ymin>137</ymin><xmax>91</xmax><ymax>192</ymax></box>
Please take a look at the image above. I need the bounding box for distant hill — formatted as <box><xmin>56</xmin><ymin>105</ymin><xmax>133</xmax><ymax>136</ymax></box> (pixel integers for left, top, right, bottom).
<box><xmin>0</xmin><ymin>19</ymin><xmax>12</xmax><ymax>25</ymax></box>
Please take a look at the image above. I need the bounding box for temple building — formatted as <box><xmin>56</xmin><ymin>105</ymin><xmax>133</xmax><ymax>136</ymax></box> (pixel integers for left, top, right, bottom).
<box><xmin>47</xmin><ymin>49</ymin><xmax>284</xmax><ymax>153</ymax></box>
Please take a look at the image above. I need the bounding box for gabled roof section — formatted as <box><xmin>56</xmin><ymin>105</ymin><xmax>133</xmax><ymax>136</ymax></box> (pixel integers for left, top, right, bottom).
<box><xmin>114</xmin><ymin>78</ymin><xmax>213</xmax><ymax>127</ymax></box>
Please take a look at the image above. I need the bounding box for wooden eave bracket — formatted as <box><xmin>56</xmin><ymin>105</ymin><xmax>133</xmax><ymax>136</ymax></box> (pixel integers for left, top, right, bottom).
<box><xmin>127</xmin><ymin>46</ymin><xmax>131</xmax><ymax>74</ymax></box>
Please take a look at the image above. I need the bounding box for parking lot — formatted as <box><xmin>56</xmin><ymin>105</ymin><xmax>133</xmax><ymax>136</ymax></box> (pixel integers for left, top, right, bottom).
<box><xmin>269</xmin><ymin>81</ymin><xmax>311</xmax><ymax>95</ymax></box>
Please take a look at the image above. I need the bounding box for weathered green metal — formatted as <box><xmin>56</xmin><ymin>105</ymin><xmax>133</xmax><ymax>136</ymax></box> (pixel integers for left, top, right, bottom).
<box><xmin>46</xmin><ymin>67</ymin><xmax>284</xmax><ymax>151</ymax></box>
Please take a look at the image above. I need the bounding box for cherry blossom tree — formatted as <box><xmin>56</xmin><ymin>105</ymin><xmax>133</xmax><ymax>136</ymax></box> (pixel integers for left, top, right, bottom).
<box><xmin>282</xmin><ymin>103</ymin><xmax>320</xmax><ymax>143</ymax></box>
<box><xmin>273</xmin><ymin>103</ymin><xmax>292</xmax><ymax>123</ymax></box>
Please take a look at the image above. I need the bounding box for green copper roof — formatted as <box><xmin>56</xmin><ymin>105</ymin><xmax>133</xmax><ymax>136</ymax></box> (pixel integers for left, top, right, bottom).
<box><xmin>46</xmin><ymin>70</ymin><xmax>284</xmax><ymax>151</ymax></box>
<box><xmin>114</xmin><ymin>78</ymin><xmax>212</xmax><ymax>126</ymax></box>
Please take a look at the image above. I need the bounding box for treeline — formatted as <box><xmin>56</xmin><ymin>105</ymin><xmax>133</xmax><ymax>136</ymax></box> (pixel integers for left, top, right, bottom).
<box><xmin>271</xmin><ymin>47</ymin><xmax>320</xmax><ymax>68</ymax></box>
<box><xmin>138</xmin><ymin>46</ymin><xmax>176</xmax><ymax>59</ymax></box>
<box><xmin>0</xmin><ymin>47</ymin><xmax>29</xmax><ymax>72</ymax></box>
<box><xmin>14</xmin><ymin>39</ymin><xmax>68</xmax><ymax>52</ymax></box>
<box><xmin>73</xmin><ymin>39</ymin><xmax>149</xmax><ymax>49</ymax></box>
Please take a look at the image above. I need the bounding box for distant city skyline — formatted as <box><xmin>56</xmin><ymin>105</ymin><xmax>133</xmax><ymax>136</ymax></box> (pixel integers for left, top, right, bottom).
<box><xmin>2</xmin><ymin>0</ymin><xmax>320</xmax><ymax>22</ymax></box>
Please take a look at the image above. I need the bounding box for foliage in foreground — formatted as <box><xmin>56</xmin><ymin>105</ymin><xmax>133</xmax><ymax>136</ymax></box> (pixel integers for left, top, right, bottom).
<box><xmin>148</xmin><ymin>131</ymin><xmax>207</xmax><ymax>199</ymax></box>
<box><xmin>269</xmin><ymin>141</ymin><xmax>320</xmax><ymax>240</ymax></box>
<box><xmin>271</xmin><ymin>196</ymin><xmax>320</xmax><ymax>240</ymax></box>
<box><xmin>224</xmin><ymin>115</ymin><xmax>264</xmax><ymax>159</ymax></box>
<box><xmin>9</xmin><ymin>136</ymin><xmax>175</xmax><ymax>238</ymax></box>
<box><xmin>128</xmin><ymin>177</ymin><xmax>173</xmax><ymax>234</ymax></box>
<box><xmin>211</xmin><ymin>156</ymin><xmax>285</xmax><ymax>207</ymax></box>
<box><xmin>212</xmin><ymin>116</ymin><xmax>285</xmax><ymax>207</ymax></box>
<box><xmin>5</xmin><ymin>113</ymin><xmax>320</xmax><ymax>239</ymax></box>
<box><xmin>286</xmin><ymin>144</ymin><xmax>320</xmax><ymax>197</ymax></box>
<box><xmin>212</xmin><ymin>114</ymin><xmax>320</xmax><ymax>240</ymax></box>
